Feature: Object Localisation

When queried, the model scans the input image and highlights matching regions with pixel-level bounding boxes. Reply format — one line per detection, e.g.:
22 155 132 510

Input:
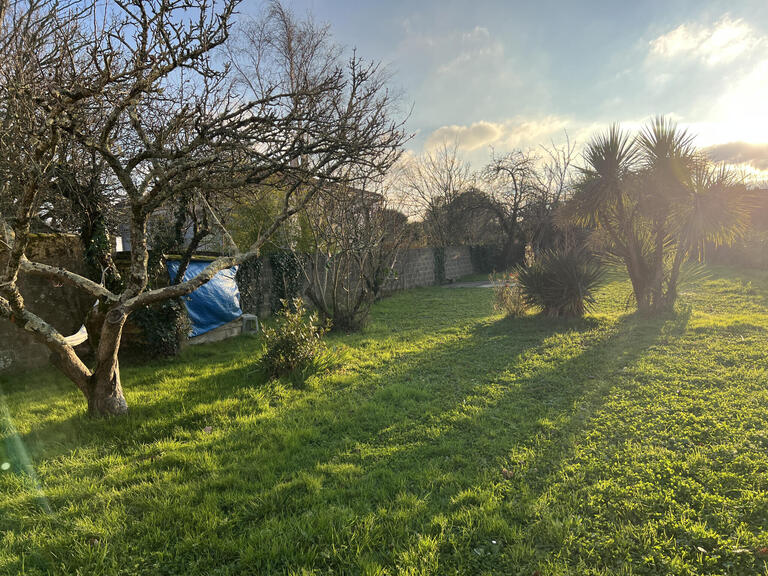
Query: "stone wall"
0 234 93 371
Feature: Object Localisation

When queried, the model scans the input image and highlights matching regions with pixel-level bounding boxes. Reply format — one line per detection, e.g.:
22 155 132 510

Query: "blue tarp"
166 260 242 337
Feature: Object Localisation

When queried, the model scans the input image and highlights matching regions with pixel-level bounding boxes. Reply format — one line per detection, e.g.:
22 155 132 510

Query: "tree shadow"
227 309 689 572
0 308 565 572
0 302 692 574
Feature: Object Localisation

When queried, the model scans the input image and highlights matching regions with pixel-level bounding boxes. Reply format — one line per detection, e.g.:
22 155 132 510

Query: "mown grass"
1 266 768 575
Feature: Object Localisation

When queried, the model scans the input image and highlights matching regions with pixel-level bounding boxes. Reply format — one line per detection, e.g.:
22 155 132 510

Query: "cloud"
394 20 551 148
648 15 760 66
425 121 503 151
425 116 572 153
704 142 768 171
633 13 768 149
435 26 502 75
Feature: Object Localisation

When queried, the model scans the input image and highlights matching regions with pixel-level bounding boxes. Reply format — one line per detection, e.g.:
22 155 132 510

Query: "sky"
245 0 768 176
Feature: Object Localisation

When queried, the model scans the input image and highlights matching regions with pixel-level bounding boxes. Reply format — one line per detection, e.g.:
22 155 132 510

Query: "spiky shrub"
515 246 604 318
490 272 528 317
260 298 331 382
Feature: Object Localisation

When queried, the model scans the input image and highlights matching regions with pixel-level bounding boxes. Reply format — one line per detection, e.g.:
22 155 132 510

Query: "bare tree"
402 141 473 247
301 177 410 331
526 136 577 252
482 149 539 263
480 136 577 260
0 0 407 415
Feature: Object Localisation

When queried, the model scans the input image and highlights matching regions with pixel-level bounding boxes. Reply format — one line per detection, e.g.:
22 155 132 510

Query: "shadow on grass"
236 309 690 573
1 304 691 574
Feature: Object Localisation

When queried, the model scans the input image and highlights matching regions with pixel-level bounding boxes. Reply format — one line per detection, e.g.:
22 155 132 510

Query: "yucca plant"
569 116 752 314
515 246 604 318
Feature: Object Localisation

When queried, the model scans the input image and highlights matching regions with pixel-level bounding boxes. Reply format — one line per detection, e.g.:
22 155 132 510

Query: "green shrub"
133 298 190 357
515 246 604 318
260 298 331 383
490 272 528 317
470 243 524 273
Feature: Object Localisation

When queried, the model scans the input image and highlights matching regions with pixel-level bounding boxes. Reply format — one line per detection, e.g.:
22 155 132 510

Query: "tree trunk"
631 275 651 314
663 241 687 311
625 255 651 315
87 362 128 416
88 306 130 416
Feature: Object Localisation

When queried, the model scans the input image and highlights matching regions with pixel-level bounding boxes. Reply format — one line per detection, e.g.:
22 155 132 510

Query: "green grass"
454 272 494 283
2 266 768 575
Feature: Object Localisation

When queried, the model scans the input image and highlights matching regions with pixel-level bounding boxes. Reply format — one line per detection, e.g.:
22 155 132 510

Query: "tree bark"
88 306 129 416
87 363 128 416
663 240 687 311
625 254 651 314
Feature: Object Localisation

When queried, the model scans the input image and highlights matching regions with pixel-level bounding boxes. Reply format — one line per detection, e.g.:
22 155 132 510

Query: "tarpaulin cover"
166 260 242 337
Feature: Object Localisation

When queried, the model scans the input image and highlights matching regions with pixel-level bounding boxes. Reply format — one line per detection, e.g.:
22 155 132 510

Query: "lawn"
2 267 768 575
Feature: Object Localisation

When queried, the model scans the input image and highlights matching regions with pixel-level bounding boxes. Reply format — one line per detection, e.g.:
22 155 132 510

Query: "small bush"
491 272 528 317
515 246 604 318
133 298 190 357
260 298 331 383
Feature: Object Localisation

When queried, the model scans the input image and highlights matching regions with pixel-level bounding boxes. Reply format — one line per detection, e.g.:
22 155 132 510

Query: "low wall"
239 245 478 316
444 246 475 281
382 245 474 293
0 240 480 371
0 234 93 371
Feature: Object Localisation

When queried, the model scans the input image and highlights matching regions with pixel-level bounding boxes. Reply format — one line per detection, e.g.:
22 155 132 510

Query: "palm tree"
636 116 696 307
570 117 751 314
664 160 751 303
570 124 656 311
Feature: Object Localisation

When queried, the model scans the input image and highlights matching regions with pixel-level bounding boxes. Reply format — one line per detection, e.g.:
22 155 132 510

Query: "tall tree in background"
0 0 406 415
482 149 538 261
402 141 473 247
481 137 575 262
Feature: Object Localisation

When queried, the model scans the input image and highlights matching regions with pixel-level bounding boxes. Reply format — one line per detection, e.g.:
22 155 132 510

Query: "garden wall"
241 245 477 316
0 241 479 372
382 246 474 293
0 234 93 372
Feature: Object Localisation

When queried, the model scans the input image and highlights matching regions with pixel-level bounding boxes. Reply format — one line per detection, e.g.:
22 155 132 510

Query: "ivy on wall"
433 247 446 285
133 299 190 357
130 228 190 358
269 251 305 313
235 258 262 314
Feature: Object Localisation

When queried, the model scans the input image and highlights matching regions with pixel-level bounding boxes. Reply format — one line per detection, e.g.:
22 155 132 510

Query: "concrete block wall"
384 247 436 293
384 246 474 293
243 245 478 311
443 246 475 280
